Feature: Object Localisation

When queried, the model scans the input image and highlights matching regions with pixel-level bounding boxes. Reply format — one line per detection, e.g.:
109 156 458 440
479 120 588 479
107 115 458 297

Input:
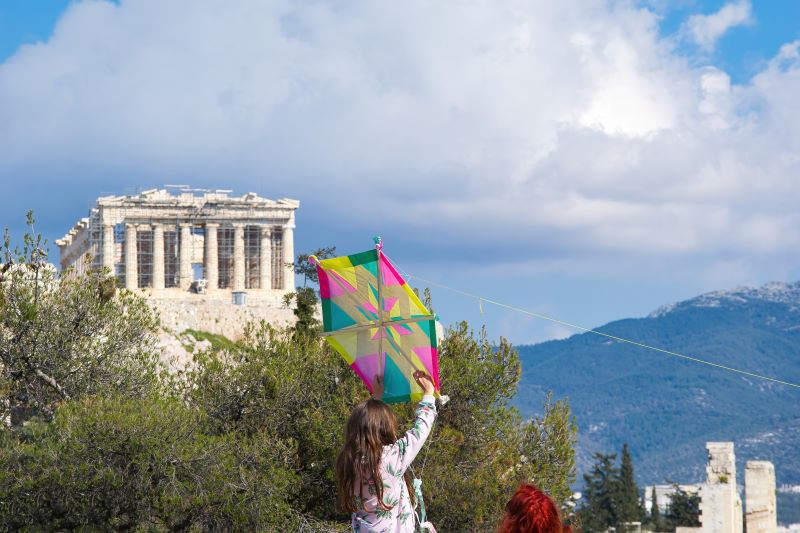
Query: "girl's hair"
497 484 572 533
335 399 414 513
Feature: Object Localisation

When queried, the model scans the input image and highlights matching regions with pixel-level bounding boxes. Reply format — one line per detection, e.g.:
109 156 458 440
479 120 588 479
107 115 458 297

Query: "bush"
1 220 577 531
1 214 162 423
0 395 299 531
184 321 577 531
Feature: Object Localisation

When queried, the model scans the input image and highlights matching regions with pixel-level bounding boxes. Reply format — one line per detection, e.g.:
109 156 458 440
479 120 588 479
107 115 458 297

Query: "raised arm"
384 371 438 475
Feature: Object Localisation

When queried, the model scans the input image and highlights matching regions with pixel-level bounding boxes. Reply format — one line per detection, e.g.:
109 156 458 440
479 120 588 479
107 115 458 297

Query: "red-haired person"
497 484 573 533
336 371 438 533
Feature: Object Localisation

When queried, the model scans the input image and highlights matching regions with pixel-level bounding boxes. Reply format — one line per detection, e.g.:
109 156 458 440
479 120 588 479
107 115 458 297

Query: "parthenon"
56 188 299 295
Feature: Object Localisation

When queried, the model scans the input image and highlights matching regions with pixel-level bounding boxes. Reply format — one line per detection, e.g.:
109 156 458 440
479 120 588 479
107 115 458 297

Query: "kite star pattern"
315 247 440 404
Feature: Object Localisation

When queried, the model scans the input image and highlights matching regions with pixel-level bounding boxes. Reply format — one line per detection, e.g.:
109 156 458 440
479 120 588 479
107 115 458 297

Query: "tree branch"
34 368 70 400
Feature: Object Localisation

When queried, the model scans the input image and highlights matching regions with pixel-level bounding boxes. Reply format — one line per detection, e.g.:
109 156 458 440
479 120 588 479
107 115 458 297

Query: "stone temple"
56 188 300 341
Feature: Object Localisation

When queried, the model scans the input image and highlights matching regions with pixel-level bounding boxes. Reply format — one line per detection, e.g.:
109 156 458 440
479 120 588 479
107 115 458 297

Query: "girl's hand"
413 371 436 396
372 375 384 400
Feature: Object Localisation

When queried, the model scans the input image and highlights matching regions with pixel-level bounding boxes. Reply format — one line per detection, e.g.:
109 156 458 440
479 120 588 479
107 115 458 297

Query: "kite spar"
312 238 441 403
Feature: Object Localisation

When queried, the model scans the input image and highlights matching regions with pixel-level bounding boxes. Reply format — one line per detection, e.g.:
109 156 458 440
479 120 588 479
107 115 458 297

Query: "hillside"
514 281 800 489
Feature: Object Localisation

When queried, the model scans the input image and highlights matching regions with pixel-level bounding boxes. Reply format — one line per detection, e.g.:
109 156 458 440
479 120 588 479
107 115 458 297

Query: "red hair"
497 484 572 533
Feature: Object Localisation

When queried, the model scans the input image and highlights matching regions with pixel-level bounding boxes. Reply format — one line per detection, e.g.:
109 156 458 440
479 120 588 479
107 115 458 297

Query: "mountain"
514 281 800 489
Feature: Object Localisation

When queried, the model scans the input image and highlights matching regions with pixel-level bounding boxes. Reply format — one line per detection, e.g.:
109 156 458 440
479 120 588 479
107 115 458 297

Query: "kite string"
400 271 800 390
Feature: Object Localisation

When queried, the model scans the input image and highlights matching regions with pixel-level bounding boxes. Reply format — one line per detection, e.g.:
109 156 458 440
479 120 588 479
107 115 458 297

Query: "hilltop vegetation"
0 216 577 531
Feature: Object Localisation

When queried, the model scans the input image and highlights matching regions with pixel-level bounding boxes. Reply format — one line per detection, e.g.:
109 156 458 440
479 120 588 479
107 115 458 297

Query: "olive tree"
0 213 162 423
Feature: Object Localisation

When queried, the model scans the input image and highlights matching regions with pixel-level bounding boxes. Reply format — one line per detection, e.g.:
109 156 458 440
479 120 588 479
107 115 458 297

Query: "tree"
665 485 700 531
617 443 643 525
1 217 578 531
650 486 663 532
0 395 302 531
419 323 577 531
184 320 578 530
283 246 337 337
579 452 620 531
1 213 162 424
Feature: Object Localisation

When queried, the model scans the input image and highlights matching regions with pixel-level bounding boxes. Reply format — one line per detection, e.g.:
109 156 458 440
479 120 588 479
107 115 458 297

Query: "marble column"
152 223 165 290
179 224 193 290
282 221 295 290
746 461 777 533
204 223 219 289
124 224 138 290
232 223 245 292
259 226 272 290
102 224 115 273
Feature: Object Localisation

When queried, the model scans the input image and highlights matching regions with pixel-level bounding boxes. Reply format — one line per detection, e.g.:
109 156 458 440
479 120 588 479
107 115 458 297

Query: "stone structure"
746 461 778 533
55 188 300 343
56 188 299 295
645 443 784 533
698 442 743 533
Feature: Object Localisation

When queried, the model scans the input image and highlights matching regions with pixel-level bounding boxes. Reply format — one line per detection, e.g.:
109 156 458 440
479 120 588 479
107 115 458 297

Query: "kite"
312 239 440 403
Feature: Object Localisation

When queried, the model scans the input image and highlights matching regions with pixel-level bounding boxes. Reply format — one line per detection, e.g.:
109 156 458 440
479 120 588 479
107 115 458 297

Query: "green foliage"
183 320 577 531
293 246 337 286
0 395 300 531
580 452 620 532
579 444 645 532
0 214 162 423
284 286 322 337
0 220 577 531
182 328 238 353
650 486 663 531
403 322 577 531
183 321 365 518
283 246 337 337
664 485 700 531
618 444 643 523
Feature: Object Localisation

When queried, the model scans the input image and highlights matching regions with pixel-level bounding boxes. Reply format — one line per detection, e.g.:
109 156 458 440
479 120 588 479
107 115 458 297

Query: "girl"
497 484 573 533
336 371 438 533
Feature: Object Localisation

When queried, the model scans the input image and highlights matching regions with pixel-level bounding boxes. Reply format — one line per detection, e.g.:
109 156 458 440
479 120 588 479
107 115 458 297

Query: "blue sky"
1 0 799 346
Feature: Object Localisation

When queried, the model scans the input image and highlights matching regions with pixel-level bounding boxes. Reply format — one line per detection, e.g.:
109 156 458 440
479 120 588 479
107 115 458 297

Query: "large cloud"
0 0 798 280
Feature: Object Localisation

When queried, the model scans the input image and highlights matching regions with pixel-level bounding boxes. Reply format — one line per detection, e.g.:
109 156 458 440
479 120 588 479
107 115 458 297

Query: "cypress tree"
650 486 662 532
579 452 619 531
616 443 642 527
666 485 701 529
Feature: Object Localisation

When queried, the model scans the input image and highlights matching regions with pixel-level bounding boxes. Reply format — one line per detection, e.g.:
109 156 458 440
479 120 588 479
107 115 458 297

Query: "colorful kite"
312 240 440 403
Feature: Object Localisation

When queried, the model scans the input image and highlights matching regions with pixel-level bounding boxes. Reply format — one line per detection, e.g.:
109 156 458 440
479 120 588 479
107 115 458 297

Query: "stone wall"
700 442 743 533
151 292 296 340
746 461 778 533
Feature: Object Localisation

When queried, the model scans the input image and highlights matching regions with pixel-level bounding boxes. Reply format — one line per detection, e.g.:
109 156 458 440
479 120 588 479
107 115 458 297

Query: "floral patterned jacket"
351 395 438 533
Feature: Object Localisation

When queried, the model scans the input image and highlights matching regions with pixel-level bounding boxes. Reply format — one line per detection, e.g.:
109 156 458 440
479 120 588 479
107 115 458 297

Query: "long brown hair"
336 399 415 513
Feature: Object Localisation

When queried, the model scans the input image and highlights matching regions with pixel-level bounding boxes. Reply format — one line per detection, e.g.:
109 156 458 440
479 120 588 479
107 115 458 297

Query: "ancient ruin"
746 461 778 533
698 442 743 533
56 188 300 340
667 442 781 533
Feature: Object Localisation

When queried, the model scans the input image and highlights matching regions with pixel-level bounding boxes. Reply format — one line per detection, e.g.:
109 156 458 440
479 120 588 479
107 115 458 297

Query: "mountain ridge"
514 280 800 491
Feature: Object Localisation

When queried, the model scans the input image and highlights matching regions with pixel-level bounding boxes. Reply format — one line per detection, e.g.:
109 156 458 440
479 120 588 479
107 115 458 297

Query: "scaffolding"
271 228 284 290
137 229 154 288
88 209 103 273
217 226 234 289
244 225 260 289
164 229 179 288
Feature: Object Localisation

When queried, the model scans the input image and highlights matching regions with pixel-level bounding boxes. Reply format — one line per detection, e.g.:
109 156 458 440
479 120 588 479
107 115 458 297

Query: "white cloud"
684 0 753 51
0 0 799 285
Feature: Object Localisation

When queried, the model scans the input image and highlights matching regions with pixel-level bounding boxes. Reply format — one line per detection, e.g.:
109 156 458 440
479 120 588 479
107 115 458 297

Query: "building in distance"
56 187 300 342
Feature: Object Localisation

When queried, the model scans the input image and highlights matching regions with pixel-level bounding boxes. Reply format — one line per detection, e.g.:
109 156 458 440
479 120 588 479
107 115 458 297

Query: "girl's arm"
386 372 438 475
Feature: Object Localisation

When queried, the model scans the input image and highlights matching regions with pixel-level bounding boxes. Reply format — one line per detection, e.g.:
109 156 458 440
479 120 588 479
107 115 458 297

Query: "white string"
401 272 800 390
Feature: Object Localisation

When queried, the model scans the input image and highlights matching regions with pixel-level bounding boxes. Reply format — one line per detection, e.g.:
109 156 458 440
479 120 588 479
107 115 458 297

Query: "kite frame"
316 244 438 397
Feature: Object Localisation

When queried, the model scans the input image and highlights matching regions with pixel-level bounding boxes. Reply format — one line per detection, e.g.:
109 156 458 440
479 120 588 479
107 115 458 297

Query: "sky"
1 0 799 346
